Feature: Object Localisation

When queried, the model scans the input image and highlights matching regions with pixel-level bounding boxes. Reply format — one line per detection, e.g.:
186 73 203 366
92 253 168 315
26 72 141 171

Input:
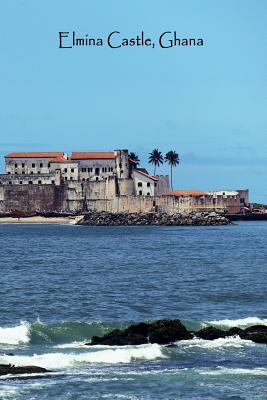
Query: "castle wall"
0 181 246 215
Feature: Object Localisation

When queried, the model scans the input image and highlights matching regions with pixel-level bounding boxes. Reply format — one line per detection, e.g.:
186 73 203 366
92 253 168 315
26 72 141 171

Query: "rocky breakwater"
86 319 267 346
79 211 230 226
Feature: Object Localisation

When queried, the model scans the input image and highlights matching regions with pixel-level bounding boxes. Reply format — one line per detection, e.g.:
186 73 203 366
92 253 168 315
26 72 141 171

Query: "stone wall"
0 181 245 215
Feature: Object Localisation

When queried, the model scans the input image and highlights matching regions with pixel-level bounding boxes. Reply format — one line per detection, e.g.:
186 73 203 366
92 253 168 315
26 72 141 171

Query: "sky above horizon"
0 0 266 202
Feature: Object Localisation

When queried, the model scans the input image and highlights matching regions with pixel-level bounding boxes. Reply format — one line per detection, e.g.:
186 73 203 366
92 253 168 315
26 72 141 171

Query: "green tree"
129 152 140 166
165 150 179 191
148 149 163 176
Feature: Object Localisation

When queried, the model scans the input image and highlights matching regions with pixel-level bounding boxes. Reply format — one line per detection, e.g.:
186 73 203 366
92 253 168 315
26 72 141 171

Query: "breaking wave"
0 321 123 346
0 317 266 346
206 317 267 329
0 322 30 345
175 336 254 349
0 344 165 369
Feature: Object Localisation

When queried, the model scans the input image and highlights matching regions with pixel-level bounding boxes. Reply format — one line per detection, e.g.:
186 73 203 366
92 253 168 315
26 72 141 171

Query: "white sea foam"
53 341 87 349
176 336 254 349
199 367 267 376
0 344 166 369
207 317 267 329
0 322 30 345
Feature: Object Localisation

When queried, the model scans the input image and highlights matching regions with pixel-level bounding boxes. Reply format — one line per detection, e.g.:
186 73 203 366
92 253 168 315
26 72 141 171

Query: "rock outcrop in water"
79 212 230 226
87 319 193 346
0 364 49 376
86 320 267 346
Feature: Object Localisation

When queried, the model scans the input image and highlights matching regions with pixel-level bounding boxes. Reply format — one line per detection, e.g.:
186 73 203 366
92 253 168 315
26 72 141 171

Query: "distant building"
1 150 170 196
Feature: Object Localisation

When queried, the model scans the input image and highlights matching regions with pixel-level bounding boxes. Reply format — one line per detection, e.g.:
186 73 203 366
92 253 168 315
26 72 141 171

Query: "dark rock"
227 327 244 336
196 326 226 340
240 325 267 344
0 364 49 376
79 212 231 227
148 319 193 344
88 319 192 346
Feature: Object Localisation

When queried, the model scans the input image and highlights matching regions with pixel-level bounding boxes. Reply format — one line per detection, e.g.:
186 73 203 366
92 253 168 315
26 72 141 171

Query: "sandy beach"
0 215 84 224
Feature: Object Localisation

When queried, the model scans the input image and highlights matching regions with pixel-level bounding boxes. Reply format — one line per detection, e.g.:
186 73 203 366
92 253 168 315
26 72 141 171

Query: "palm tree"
165 150 179 191
129 152 140 166
148 149 163 176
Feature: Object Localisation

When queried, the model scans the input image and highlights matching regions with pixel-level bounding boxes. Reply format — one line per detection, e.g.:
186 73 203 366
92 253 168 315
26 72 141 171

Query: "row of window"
0 181 55 185
139 191 151 196
138 182 151 187
81 167 114 173
14 163 50 168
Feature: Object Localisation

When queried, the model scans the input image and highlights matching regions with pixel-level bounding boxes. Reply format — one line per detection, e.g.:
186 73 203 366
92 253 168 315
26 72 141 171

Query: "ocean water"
0 222 267 399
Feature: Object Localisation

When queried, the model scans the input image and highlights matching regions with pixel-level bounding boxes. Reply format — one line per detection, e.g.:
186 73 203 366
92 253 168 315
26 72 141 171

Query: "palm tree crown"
129 152 140 166
165 150 180 191
148 149 163 175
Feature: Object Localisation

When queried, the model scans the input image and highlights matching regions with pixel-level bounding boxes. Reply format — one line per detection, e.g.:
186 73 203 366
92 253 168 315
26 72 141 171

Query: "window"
82 178 85 182
38 171 41 174
15 163 17 168
51 180 55 184
70 177 73 180
64 168 67 173
139 190 142 195
38 180 42 184
29 181 33 184
22 171 25 174
40 163 43 168
30 171 33 174
32 163 35 168
138 182 142 187
71 168 74 173
15 172 17 175
19 181 22 185
22 163 25 168
147 193 150 196
154 183 157 187
96 177 99 181
87 167 93 172
7 172 10 174
9 181 12 185
48 163 51 168
65 177 67 181
120 170 123 174
82 167 86 172
147 182 150 187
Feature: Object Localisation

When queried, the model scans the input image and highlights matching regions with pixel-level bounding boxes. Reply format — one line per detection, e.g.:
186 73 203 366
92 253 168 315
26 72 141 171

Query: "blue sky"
0 0 266 202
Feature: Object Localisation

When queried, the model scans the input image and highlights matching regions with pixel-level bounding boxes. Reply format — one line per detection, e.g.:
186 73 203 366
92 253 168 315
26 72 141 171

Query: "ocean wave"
198 367 267 376
0 320 123 346
206 317 267 329
0 322 30 345
0 344 166 369
175 336 254 349
1 317 266 347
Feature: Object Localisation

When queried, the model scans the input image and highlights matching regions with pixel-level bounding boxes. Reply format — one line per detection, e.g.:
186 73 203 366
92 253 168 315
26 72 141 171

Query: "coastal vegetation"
148 148 164 175
165 150 180 191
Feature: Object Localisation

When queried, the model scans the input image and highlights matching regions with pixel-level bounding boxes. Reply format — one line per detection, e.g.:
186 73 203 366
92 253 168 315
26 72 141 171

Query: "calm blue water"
0 222 267 399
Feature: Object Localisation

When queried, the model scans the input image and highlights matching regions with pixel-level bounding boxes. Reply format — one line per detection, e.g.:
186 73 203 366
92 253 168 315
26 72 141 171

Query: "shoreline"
0 216 84 224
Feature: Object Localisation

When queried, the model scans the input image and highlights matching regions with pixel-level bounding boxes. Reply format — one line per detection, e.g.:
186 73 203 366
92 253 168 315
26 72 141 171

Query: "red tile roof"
49 156 70 163
133 169 158 181
71 152 115 160
5 152 64 158
165 190 208 197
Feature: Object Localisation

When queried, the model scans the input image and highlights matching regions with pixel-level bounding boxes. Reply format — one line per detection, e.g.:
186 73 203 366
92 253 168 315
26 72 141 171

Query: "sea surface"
0 222 267 399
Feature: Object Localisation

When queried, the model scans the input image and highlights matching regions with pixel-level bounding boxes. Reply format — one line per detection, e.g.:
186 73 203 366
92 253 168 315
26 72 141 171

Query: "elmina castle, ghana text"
58 31 204 49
